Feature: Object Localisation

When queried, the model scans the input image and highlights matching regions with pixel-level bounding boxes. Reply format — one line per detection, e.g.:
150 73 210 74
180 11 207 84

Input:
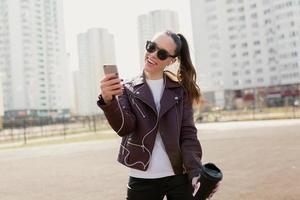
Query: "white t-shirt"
129 78 175 178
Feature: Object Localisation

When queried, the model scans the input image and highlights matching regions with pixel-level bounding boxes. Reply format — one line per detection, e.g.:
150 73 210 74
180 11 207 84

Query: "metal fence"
195 106 300 123
0 115 110 144
1 106 300 145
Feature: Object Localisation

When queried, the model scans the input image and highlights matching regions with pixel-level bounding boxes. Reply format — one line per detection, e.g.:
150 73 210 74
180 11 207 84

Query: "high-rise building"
0 0 70 117
190 0 300 108
137 10 180 67
0 72 4 129
75 28 116 115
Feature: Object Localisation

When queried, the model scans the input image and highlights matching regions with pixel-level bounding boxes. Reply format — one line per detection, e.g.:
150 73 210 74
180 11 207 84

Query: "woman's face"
144 33 177 79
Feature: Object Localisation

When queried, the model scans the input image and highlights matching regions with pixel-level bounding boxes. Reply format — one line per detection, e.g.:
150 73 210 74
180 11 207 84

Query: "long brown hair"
165 31 201 104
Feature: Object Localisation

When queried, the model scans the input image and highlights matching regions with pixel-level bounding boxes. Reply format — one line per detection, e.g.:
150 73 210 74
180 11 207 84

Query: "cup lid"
201 163 223 180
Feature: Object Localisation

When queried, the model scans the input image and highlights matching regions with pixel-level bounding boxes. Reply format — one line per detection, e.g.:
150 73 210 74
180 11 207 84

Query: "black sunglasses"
145 41 177 61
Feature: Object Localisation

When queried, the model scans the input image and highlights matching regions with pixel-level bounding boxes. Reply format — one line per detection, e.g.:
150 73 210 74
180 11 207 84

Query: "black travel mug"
193 163 223 200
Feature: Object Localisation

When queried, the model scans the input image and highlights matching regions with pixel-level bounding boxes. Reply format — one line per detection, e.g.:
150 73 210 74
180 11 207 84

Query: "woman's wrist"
97 94 109 105
98 94 113 104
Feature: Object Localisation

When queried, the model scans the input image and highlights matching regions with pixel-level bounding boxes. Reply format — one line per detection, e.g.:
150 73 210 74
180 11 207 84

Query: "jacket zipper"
130 95 147 118
123 77 166 168
127 141 147 152
175 99 180 134
134 95 157 117
134 100 146 118
175 99 182 154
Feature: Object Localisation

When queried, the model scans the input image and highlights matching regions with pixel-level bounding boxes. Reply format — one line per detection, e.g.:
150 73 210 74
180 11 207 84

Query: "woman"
97 31 205 200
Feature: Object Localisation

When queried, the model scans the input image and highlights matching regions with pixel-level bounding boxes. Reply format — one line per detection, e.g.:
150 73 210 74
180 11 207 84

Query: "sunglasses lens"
157 50 168 60
146 41 156 53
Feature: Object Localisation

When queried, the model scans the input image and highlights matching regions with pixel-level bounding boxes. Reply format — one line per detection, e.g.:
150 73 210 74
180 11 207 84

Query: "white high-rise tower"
0 0 70 117
190 0 300 107
75 28 116 115
137 10 180 67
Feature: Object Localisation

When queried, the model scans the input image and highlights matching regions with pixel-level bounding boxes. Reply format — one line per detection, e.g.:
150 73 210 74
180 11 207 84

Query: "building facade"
0 0 70 117
190 0 300 108
0 73 3 128
75 28 116 115
137 10 180 67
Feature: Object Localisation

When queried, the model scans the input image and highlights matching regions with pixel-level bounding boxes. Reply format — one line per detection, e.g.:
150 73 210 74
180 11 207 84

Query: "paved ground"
0 119 299 200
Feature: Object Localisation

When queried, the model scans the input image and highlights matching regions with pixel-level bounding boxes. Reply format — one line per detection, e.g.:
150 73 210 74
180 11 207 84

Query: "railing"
195 106 300 123
1 106 299 145
0 115 111 145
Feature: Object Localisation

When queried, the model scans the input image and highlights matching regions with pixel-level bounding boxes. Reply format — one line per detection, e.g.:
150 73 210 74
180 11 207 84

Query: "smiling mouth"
146 57 157 65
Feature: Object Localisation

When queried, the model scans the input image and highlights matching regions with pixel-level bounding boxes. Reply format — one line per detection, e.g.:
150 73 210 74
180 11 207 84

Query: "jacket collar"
127 70 182 117
130 70 181 89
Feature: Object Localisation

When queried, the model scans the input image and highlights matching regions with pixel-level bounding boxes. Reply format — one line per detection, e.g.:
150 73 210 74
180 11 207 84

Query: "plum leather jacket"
97 71 202 179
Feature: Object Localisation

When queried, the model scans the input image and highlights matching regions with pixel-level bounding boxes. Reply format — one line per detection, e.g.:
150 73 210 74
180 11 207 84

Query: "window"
245 79 252 84
270 66 276 71
251 13 258 19
270 76 277 81
255 59 262 64
239 15 245 21
257 78 264 83
243 61 250 66
291 52 298 57
229 35 237 40
252 22 259 28
290 31 297 37
254 40 261 45
264 9 271 15
228 26 235 31
256 68 263 73
254 50 261 55
291 21 295 26
227 8 234 13
241 42 248 48
265 19 271 25
242 52 249 57
266 37 274 44
228 16 236 22
238 7 244 12
250 4 257 9
207 14 217 22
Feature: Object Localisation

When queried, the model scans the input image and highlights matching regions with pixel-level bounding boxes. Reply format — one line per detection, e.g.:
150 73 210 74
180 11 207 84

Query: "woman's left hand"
192 176 200 197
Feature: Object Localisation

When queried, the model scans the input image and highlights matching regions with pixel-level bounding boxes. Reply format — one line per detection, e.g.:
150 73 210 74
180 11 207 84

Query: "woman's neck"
144 71 164 80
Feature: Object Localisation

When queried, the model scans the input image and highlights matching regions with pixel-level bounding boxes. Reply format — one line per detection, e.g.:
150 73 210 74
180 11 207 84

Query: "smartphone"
103 64 118 76
103 64 122 97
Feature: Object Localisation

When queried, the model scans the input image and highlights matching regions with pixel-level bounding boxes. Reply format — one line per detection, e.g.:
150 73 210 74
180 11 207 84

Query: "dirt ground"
0 119 299 200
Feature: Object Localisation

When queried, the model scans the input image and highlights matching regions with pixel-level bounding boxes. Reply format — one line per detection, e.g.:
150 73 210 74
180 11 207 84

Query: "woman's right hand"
100 73 123 104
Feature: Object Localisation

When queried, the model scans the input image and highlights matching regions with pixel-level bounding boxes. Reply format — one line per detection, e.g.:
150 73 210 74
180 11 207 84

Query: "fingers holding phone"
100 65 123 103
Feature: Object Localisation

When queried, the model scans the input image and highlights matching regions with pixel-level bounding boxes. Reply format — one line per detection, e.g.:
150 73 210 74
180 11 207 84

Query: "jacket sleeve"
180 93 202 180
97 89 136 136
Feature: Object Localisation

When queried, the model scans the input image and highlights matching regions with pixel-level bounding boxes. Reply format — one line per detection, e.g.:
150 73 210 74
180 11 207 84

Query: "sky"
63 0 194 79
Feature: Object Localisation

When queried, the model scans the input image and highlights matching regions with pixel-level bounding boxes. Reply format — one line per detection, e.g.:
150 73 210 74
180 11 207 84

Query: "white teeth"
147 58 155 65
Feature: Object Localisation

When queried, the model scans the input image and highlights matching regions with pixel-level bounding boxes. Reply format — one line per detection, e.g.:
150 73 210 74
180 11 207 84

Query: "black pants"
126 174 194 200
